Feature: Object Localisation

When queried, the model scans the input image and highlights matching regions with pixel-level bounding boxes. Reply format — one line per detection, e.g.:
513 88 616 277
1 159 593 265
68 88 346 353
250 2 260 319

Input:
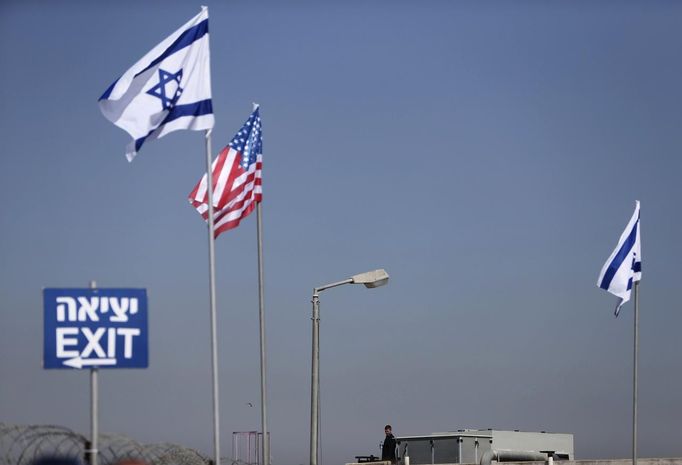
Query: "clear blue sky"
1 1 681 464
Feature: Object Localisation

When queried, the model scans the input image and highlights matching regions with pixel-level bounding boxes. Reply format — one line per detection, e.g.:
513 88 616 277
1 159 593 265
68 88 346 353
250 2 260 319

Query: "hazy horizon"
1 1 681 464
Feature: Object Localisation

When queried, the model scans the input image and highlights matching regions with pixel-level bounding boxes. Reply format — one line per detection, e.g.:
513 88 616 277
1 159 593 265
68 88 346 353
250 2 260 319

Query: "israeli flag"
597 201 642 316
99 7 214 161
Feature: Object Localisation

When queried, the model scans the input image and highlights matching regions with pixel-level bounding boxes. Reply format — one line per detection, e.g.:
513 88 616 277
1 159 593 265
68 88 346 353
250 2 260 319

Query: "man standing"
382 424 396 464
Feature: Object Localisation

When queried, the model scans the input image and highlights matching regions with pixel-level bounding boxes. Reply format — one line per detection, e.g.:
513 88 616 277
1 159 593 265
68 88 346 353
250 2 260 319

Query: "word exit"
43 288 148 369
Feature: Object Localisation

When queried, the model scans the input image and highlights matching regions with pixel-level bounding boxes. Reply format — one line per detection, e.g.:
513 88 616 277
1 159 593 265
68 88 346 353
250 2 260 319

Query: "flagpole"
256 202 269 465
205 129 221 465
633 280 639 465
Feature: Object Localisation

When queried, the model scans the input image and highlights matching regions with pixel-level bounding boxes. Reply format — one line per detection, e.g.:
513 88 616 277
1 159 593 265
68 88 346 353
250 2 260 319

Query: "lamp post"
309 269 389 465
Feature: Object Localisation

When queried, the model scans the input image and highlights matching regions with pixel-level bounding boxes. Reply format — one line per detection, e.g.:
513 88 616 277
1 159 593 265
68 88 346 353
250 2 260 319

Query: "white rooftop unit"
394 429 574 465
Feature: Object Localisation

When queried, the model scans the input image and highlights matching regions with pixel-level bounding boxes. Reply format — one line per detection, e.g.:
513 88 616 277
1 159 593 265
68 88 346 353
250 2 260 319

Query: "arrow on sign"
63 357 117 369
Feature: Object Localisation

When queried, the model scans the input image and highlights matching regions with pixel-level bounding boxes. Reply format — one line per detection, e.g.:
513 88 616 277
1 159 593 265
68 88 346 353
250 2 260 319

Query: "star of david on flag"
146 69 183 109
98 7 214 162
188 106 263 238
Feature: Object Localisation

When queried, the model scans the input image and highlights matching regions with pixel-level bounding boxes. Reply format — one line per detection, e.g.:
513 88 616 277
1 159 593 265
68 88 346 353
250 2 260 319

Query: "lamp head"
351 269 389 288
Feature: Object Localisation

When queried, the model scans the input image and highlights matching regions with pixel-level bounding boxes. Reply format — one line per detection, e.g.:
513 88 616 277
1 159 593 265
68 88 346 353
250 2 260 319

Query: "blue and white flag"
99 7 214 162
597 201 642 316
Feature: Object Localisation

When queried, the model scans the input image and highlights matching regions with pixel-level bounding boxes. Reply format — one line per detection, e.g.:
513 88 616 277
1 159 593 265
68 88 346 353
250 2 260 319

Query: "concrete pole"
310 293 320 465
307 275 375 465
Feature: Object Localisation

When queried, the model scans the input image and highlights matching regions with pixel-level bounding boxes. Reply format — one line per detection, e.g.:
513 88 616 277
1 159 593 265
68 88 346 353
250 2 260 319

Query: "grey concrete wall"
499 459 682 465
347 457 682 465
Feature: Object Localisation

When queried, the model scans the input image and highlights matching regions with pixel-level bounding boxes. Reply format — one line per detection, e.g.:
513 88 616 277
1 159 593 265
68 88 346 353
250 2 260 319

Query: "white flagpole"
253 101 269 465
204 129 221 465
256 202 269 465
633 280 639 465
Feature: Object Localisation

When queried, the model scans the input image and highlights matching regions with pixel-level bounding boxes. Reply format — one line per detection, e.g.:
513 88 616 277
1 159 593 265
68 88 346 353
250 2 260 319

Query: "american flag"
188 106 262 238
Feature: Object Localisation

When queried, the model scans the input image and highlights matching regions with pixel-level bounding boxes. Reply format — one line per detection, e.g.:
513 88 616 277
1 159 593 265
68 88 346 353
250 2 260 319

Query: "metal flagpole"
89 280 98 465
205 129 221 465
633 280 640 465
256 202 269 465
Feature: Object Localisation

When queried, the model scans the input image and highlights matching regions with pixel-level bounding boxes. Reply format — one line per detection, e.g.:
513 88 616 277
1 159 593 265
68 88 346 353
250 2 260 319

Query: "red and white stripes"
189 145 262 238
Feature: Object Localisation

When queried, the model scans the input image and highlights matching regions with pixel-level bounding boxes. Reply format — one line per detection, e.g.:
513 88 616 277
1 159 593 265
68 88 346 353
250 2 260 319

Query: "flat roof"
396 430 493 440
395 430 572 441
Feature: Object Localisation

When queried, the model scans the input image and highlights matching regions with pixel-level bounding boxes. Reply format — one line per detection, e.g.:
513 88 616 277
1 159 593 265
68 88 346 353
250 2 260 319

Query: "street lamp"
309 269 390 465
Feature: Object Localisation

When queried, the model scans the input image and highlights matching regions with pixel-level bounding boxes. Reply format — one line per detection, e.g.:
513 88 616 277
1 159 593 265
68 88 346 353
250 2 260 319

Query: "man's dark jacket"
382 434 396 463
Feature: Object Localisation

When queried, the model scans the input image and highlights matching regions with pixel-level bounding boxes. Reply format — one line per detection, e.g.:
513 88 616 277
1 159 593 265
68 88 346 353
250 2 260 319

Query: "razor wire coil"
0 424 237 465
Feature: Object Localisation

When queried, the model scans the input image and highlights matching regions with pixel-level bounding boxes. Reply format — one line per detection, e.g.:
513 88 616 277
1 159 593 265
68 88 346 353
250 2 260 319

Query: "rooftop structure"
395 429 574 465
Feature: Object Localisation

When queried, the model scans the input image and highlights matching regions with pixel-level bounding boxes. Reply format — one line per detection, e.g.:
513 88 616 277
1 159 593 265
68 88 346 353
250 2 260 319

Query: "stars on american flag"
229 109 262 171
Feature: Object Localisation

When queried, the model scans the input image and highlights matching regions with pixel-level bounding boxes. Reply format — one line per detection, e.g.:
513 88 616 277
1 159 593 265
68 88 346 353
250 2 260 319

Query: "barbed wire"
0 424 219 465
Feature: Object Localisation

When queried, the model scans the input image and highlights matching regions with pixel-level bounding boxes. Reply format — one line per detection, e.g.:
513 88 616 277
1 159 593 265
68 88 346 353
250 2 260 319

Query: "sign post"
89 280 99 465
43 286 149 465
